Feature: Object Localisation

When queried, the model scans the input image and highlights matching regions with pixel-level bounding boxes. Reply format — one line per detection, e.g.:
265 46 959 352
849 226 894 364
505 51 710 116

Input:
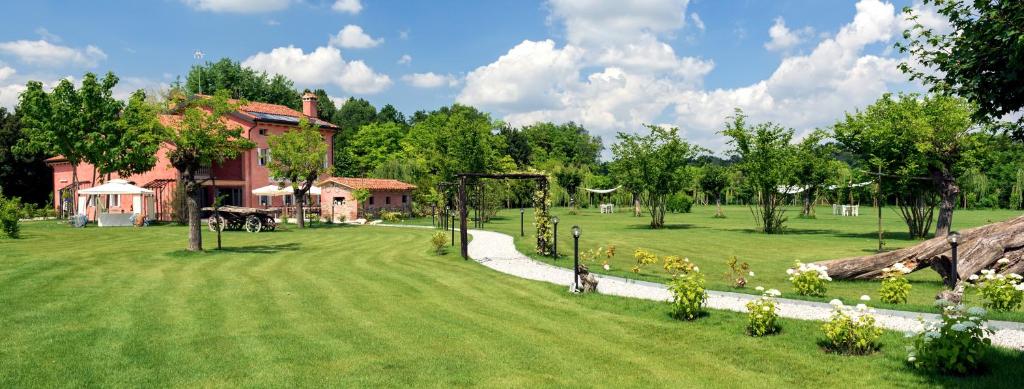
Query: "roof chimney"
302 91 318 119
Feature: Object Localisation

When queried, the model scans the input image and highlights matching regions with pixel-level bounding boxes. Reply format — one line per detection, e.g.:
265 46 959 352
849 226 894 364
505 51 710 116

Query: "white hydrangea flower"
966 306 987 317
748 271 755 277
997 257 1010 264
968 274 979 281
755 286 765 292
856 303 868 312
766 289 781 297
829 299 843 307
786 268 795 275
860 295 871 302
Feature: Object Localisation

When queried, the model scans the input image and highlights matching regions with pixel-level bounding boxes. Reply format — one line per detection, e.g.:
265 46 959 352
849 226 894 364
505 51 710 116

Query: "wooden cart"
202 206 278 233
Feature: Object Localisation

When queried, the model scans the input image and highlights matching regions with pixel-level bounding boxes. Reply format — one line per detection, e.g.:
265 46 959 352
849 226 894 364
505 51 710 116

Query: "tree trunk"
933 169 959 237
715 194 723 218
816 215 1024 285
633 193 641 217
295 191 306 228
70 165 79 214
186 178 202 252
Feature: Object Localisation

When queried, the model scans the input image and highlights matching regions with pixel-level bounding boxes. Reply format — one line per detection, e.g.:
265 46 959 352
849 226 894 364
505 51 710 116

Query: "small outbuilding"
317 177 417 222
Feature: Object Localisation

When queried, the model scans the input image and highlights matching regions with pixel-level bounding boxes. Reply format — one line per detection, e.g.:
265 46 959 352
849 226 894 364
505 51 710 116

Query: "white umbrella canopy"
78 179 153 195
252 184 321 196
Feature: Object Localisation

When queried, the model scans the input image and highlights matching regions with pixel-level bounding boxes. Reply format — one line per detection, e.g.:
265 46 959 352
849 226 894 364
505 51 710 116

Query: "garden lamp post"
552 216 560 259
571 225 581 293
520 207 525 237
947 231 961 287
449 210 455 247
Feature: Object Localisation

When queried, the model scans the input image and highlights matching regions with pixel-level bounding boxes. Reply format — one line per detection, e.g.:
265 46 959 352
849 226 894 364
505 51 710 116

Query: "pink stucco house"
318 177 417 222
48 92 339 220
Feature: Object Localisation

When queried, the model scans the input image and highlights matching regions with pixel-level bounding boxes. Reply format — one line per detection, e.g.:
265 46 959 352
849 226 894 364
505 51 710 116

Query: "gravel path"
379 224 1024 350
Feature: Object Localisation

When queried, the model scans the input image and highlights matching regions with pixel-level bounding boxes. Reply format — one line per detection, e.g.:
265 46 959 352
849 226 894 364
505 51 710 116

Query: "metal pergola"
454 172 549 259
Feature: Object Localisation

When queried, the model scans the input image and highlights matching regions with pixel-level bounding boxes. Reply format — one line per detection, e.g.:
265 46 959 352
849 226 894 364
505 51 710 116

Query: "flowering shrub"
632 248 658 273
668 264 706 320
581 245 617 271
968 260 1024 311
907 303 993 374
821 296 882 355
879 263 913 304
724 256 754 288
787 261 831 297
430 232 448 255
746 287 781 336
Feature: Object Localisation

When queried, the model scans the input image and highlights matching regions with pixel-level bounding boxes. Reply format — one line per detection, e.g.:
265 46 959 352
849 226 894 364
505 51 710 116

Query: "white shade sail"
78 179 153 195
584 186 621 194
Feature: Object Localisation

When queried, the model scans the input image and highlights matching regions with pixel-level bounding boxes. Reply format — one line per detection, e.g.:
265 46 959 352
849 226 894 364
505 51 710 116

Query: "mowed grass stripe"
1 222 1022 387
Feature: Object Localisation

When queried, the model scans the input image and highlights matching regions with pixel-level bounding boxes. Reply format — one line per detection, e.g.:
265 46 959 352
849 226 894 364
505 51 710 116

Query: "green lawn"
2 221 1021 387
466 205 1024 321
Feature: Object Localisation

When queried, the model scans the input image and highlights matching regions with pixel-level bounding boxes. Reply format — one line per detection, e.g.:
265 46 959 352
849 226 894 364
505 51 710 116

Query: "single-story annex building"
318 177 417 222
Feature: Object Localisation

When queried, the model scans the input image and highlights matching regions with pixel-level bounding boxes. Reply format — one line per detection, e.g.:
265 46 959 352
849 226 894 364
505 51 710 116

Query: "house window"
258 128 267 136
257 148 272 166
108 194 120 208
402 195 408 204
284 195 293 205
259 196 269 206
385 196 391 205
368 196 374 205
333 196 345 205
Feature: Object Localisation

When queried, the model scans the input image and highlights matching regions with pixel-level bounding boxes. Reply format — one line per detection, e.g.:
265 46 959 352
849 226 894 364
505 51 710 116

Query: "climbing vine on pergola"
455 172 550 259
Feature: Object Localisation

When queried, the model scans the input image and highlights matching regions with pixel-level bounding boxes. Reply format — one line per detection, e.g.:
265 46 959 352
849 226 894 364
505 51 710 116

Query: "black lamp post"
551 216 560 259
947 231 961 287
571 225 581 293
520 207 525 237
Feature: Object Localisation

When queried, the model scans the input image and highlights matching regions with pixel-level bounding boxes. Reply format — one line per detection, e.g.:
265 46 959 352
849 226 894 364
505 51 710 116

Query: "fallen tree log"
816 215 1024 285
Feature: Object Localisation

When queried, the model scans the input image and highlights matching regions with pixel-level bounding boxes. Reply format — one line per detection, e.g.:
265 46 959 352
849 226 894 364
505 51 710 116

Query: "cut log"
816 215 1024 285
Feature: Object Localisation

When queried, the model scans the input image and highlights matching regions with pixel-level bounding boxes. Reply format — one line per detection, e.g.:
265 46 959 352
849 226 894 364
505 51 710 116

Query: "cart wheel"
208 215 226 232
245 215 263 233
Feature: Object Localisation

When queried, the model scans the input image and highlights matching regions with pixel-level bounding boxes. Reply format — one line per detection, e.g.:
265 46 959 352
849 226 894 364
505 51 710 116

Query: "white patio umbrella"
251 184 321 196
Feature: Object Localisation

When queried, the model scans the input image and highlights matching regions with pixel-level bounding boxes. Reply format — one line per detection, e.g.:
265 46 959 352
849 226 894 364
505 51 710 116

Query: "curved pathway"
385 224 1024 350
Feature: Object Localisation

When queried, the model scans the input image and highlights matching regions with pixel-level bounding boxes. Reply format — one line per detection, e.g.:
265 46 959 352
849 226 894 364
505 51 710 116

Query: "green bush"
430 232 448 255
907 303 993 374
666 193 693 213
878 263 912 304
668 264 706 320
969 264 1024 311
787 261 831 297
380 210 403 223
0 195 22 239
821 297 882 355
746 287 781 336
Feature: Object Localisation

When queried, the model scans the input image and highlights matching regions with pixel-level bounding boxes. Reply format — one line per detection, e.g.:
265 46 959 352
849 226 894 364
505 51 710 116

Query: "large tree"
331 97 377 175
521 122 603 168
17 79 87 212
611 125 702 229
699 163 729 218
185 58 301 109
554 166 584 211
268 118 329 228
793 130 836 218
834 93 976 238
721 109 797 234
898 0 1024 137
346 121 406 176
312 89 337 122
163 91 255 251
0 107 49 205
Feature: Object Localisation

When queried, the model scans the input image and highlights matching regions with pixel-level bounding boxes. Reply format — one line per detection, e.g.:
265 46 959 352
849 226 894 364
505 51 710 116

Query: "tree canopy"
185 58 301 109
611 125 703 228
722 109 797 234
268 117 329 228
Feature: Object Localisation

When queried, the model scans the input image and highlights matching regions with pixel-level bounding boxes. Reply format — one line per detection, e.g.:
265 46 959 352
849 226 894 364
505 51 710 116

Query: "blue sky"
0 0 940 153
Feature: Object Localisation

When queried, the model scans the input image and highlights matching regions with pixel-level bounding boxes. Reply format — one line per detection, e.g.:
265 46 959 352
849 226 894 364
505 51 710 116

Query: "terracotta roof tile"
318 177 417 191
195 95 338 129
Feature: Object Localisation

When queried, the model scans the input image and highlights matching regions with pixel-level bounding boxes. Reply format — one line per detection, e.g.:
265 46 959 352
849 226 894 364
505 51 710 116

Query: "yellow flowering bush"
746 286 781 336
879 263 912 304
821 296 882 355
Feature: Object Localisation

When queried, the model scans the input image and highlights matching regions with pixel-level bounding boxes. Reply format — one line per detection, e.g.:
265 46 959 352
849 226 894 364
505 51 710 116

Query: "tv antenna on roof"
193 50 205 94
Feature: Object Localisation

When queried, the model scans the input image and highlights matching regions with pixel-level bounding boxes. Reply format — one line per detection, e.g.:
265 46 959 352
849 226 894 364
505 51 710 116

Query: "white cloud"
0 66 14 81
0 40 106 68
0 83 25 109
397 54 412 65
690 13 705 32
402 72 460 88
34 28 61 43
329 25 383 49
548 0 690 47
182 0 291 13
764 17 813 52
332 0 362 14
242 45 391 94
459 0 925 153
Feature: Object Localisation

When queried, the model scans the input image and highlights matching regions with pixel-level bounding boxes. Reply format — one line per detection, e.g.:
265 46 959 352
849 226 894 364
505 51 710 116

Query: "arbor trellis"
454 173 549 259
